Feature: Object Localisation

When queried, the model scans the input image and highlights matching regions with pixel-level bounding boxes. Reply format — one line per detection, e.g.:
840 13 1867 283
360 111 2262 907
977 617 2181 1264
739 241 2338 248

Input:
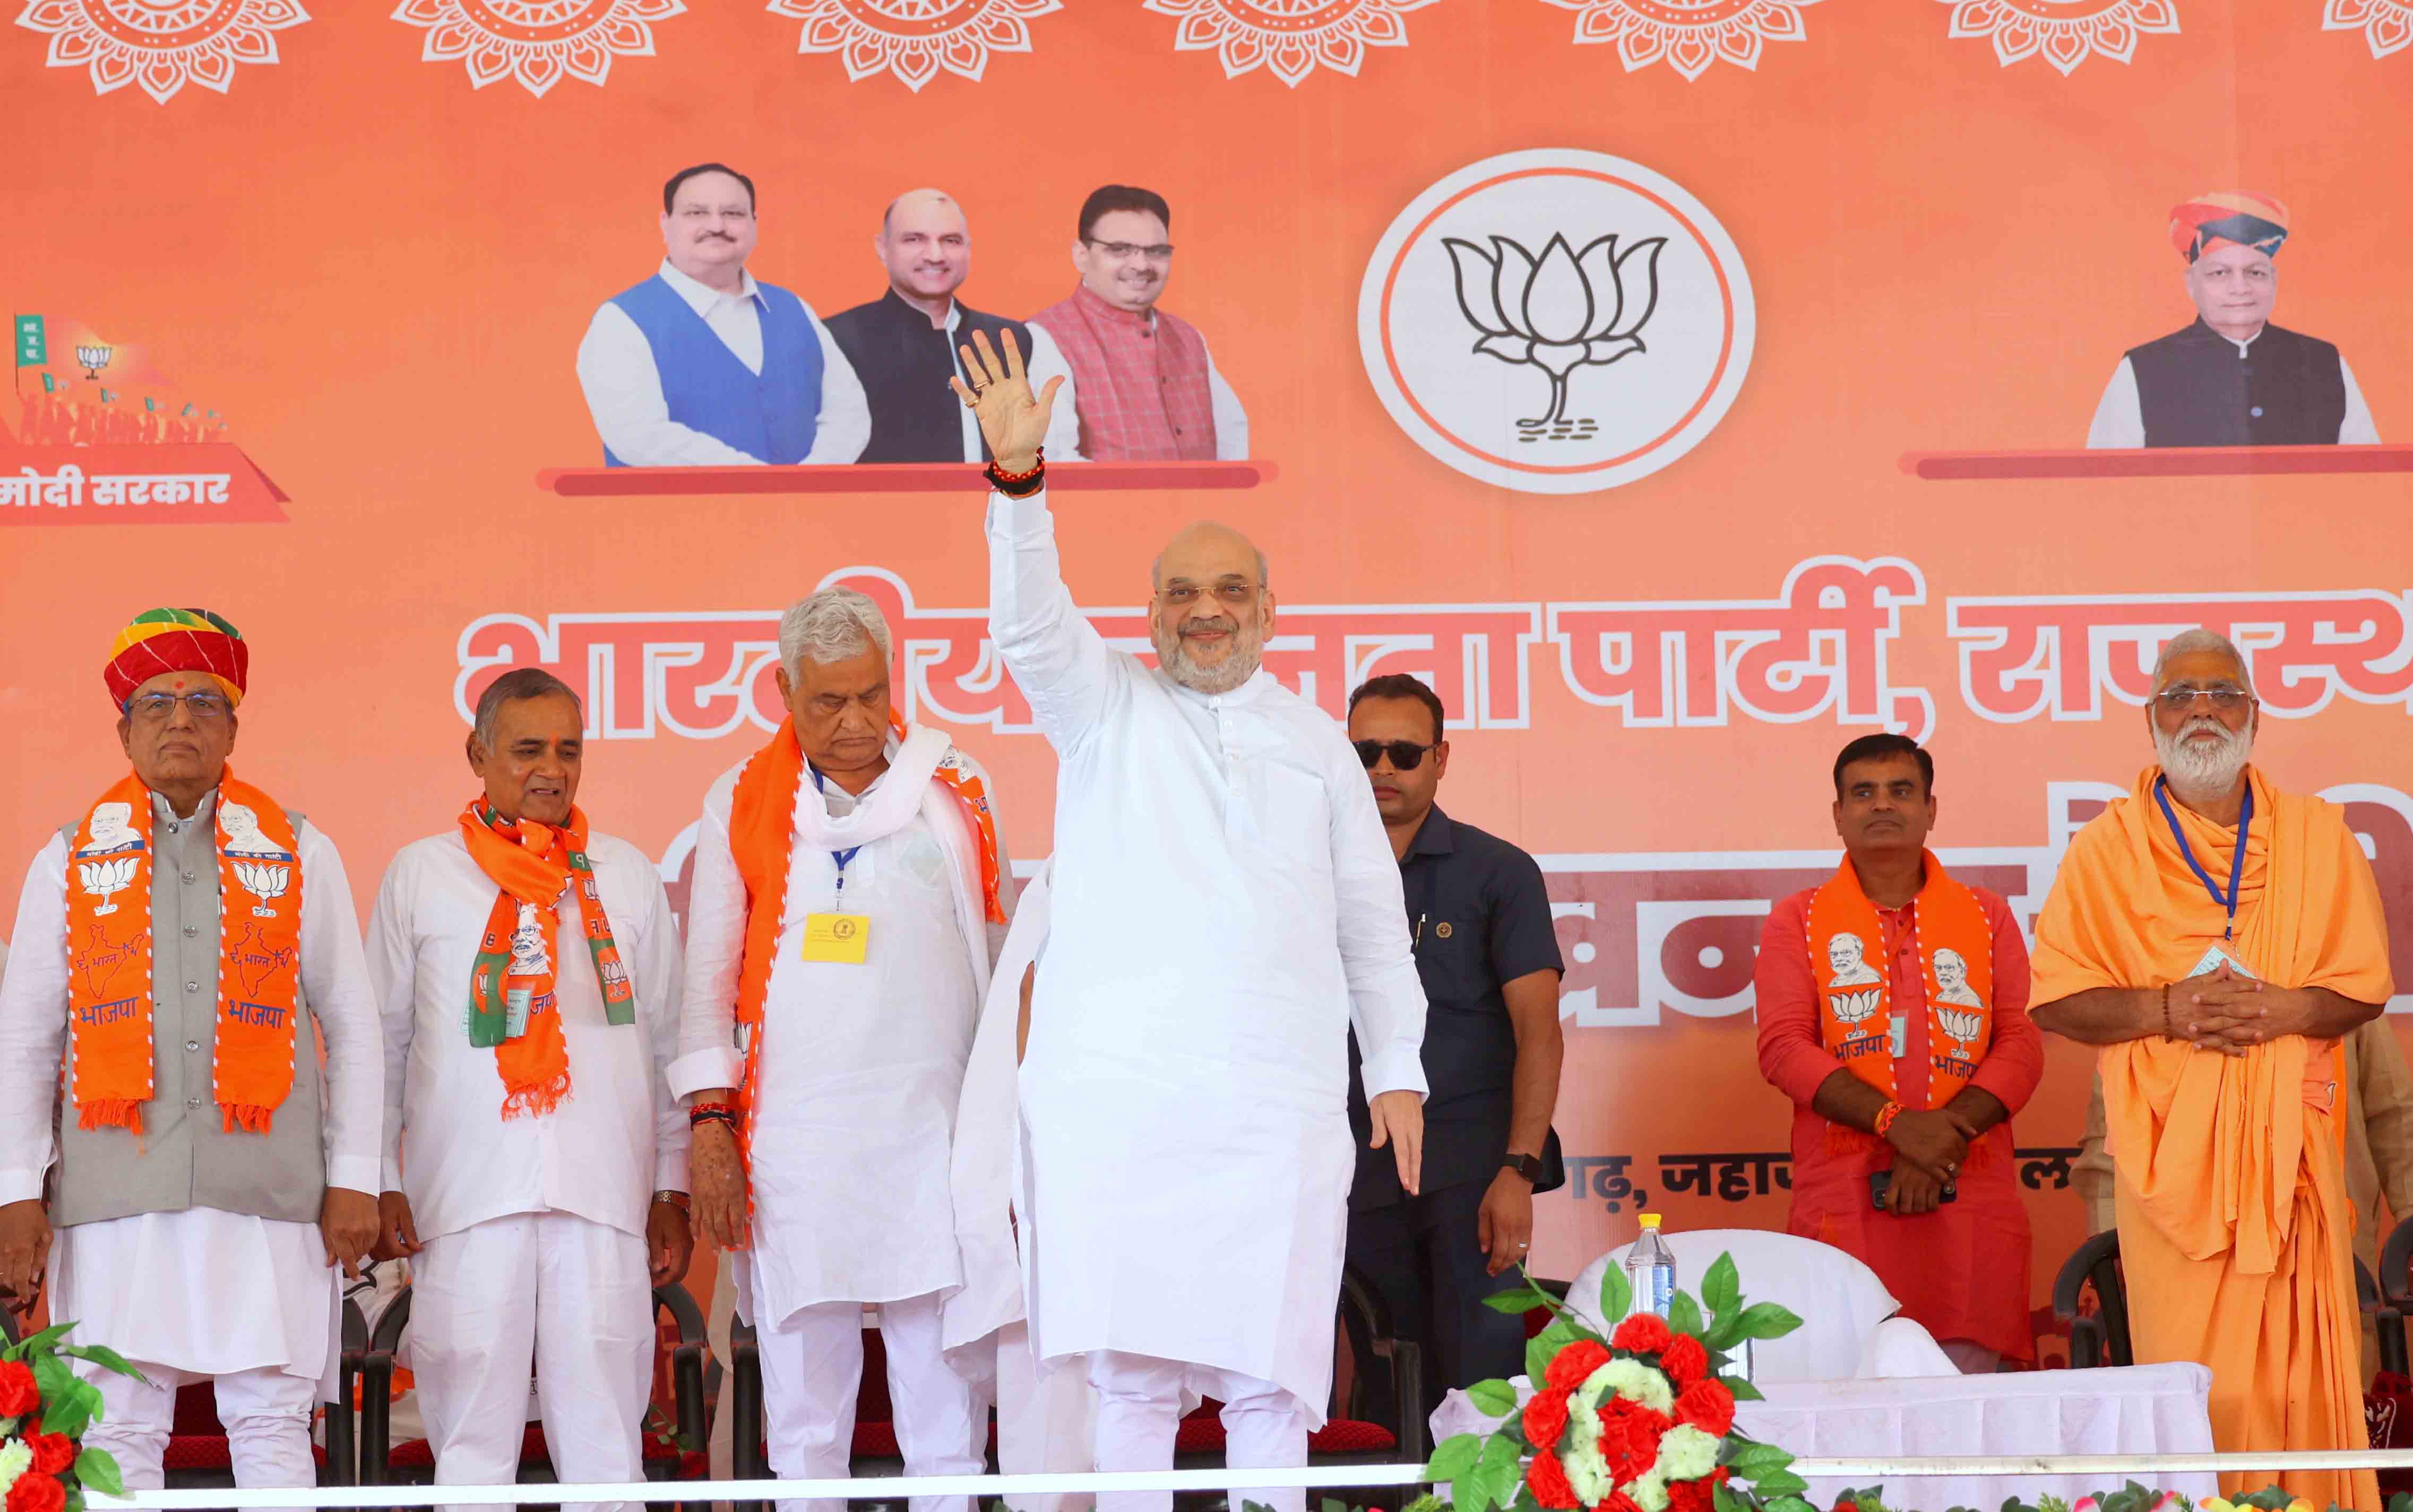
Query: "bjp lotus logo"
77 857 139 915
1359 150 1755 495
1826 987 1883 1028
1936 1006 1985 1053
1443 232 1665 437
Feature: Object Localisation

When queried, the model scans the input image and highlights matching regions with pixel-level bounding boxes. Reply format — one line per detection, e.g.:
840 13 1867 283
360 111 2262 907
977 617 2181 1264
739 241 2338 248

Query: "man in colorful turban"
0 607 383 1506
2088 192 2380 448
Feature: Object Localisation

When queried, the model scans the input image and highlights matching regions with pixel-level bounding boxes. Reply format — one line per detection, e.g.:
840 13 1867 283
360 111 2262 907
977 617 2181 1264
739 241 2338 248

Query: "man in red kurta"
1754 733 2044 1370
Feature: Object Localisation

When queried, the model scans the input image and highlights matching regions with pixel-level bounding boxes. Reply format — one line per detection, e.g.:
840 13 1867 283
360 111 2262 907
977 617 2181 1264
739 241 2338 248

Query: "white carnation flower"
1580 1358 1676 1414
0 1437 33 1493
1656 1424 1721 1482
1563 1394 1614 1506
1626 1466 1672 1512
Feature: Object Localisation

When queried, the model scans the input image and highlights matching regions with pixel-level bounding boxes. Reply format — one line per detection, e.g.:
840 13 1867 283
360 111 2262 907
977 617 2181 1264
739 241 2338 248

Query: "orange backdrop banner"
6 0 2413 1362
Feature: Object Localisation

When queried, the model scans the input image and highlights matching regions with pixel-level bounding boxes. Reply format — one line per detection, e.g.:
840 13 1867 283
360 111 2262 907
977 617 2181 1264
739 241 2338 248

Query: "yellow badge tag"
801 913 871 964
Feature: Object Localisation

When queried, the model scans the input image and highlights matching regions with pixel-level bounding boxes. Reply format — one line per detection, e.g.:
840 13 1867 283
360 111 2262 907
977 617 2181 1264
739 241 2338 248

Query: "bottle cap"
1639 1213 1662 1229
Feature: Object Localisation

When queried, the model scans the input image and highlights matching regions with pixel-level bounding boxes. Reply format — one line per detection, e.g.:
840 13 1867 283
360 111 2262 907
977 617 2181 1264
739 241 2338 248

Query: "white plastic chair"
1568 1228 1956 1381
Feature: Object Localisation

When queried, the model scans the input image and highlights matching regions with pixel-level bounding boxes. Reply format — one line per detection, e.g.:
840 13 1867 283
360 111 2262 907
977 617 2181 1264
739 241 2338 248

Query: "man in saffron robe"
2031 627 2392 1510
1754 733 2041 1371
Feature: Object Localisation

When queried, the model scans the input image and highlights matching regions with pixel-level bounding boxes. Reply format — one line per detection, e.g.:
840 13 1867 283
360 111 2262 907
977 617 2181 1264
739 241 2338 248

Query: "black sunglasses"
1354 739 1437 771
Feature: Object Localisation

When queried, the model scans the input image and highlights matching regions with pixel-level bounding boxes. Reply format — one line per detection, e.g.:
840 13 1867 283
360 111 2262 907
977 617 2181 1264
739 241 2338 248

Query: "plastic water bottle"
1625 1213 1677 1317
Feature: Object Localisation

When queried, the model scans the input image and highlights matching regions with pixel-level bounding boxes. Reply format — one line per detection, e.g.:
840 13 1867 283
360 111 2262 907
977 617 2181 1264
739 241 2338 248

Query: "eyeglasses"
126 690 231 723
2152 683 2253 712
1355 739 1438 771
1159 582 1257 607
1084 239 1175 262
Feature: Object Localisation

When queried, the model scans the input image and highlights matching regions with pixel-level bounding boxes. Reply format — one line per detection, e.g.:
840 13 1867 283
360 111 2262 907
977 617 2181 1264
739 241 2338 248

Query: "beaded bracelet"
1873 1101 1904 1139
985 449 1045 497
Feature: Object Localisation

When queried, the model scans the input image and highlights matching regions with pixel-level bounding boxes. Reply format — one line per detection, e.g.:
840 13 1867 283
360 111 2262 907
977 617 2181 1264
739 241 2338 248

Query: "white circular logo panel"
1359 149 1755 494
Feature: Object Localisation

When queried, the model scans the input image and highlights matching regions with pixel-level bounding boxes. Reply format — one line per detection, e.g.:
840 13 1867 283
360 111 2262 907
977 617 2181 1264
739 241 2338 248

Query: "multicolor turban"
104 608 248 710
2170 192 2290 263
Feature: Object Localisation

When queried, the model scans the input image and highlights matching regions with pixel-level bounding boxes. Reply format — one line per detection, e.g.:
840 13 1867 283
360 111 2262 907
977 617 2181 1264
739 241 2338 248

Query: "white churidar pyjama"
409 1210 654 1512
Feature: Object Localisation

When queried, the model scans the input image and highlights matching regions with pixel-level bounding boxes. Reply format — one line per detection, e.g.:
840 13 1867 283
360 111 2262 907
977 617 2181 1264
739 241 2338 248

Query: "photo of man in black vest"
825 188 1085 464
2087 191 2380 449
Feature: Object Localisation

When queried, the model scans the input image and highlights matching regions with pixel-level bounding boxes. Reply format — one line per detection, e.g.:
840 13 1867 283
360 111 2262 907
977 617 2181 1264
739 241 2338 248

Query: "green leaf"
1714 1485 1754 1512
1600 1261 1633 1325
1755 1471 1809 1497
56 1345 144 1383
74 1446 125 1498
1322 1498 1348 1512
1483 1285 1552 1315
1473 1433 1524 1512
1723 1443 1794 1478
1732 1301 1806 1340
1768 1496 1818 1512
8 1321 73 1360
1466 1379 1520 1419
1424 1433 1483 1484
1725 1376 1766 1402
1668 1290 1705 1339
1701 1252 1742 1321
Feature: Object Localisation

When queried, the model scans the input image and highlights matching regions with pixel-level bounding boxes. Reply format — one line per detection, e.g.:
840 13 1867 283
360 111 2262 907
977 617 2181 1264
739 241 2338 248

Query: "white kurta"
365 828 687 1240
0 791 382 1380
984 486 1427 1420
669 747 1012 1327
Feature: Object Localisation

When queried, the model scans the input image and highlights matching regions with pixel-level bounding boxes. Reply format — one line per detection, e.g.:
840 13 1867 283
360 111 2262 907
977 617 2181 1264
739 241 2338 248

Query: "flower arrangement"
0 1320 141 1512
1421 1252 1810 1512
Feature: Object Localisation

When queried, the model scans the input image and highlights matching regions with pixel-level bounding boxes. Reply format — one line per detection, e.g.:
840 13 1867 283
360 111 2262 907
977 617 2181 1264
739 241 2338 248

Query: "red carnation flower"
1544 1338 1613 1389
1611 1313 1673 1355
1659 1335 1709 1387
24 1430 74 1478
0 1361 38 1418
1526 1447 1581 1510
1676 1378 1737 1438
1836 1502 1860 1512
6 1473 64 1512
1598 1399 1664 1484
1668 1476 1719 1512
1605 1493 1647 1512
1523 1386 1574 1450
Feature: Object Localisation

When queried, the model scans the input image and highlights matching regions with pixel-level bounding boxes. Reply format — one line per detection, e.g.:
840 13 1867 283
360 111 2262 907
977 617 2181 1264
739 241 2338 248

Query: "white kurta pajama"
0 793 383 1509
366 828 687 1512
983 486 1428 1512
671 730 1016 1512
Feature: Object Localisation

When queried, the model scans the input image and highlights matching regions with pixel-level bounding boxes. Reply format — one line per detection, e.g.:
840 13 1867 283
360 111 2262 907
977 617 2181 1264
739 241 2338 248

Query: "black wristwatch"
1502 1152 1544 1185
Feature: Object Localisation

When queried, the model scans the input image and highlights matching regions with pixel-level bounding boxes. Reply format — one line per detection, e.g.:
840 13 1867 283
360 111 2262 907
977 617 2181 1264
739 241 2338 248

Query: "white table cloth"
1432 1362 2218 1509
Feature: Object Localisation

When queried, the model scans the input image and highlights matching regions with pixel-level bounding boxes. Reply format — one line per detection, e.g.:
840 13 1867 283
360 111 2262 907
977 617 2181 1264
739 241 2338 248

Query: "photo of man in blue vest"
577 162 870 468
2087 191 2381 450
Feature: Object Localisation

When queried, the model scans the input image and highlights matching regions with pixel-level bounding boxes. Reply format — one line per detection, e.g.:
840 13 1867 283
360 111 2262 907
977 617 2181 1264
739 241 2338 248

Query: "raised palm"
950 327 1062 473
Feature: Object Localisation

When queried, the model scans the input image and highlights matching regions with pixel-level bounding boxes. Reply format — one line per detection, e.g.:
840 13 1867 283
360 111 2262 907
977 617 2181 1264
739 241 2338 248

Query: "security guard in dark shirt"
1343 674 1565 1411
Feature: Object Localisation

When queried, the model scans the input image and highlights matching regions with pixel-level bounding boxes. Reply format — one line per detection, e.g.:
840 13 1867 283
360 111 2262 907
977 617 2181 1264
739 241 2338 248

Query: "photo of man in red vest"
1030 184 1251 463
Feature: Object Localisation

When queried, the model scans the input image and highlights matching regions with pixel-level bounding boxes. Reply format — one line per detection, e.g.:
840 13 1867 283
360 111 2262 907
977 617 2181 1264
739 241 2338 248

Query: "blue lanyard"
811 769 863 908
2153 775 2252 939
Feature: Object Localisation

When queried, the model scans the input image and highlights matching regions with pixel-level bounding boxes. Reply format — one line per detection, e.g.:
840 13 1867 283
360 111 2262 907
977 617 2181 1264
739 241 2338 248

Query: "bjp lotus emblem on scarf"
1936 1006 1985 1054
231 859 290 918
76 856 139 915
1443 231 1665 438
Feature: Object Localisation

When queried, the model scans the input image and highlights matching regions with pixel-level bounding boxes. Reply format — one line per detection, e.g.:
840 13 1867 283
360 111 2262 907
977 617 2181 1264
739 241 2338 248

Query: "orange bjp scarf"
1804 849 1996 1157
65 769 304 1134
457 800 635 1119
722 714 1004 1202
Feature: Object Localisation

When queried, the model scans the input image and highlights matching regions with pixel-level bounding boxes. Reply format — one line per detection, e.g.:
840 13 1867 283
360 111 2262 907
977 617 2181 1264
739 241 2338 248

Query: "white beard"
1156 620 1266 695
2155 714 2253 803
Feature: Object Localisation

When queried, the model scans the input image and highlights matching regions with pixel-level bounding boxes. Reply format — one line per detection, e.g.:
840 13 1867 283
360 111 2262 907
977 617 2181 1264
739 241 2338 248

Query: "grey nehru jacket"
53 793 326 1228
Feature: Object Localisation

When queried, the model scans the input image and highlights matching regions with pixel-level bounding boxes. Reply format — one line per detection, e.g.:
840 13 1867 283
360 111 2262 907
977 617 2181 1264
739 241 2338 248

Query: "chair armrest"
322 1347 360 1488
2380 1302 2410 1378
1390 1336 1427 1464
2069 1316 2106 1371
730 1333 766 1512
358 1350 394 1488
2384 1216 2413 1309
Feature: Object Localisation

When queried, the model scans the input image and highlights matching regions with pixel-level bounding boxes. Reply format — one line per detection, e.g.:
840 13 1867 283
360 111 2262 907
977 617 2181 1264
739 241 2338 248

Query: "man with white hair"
672 586 1015 1512
2031 627 2393 1510
952 330 1425 1512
